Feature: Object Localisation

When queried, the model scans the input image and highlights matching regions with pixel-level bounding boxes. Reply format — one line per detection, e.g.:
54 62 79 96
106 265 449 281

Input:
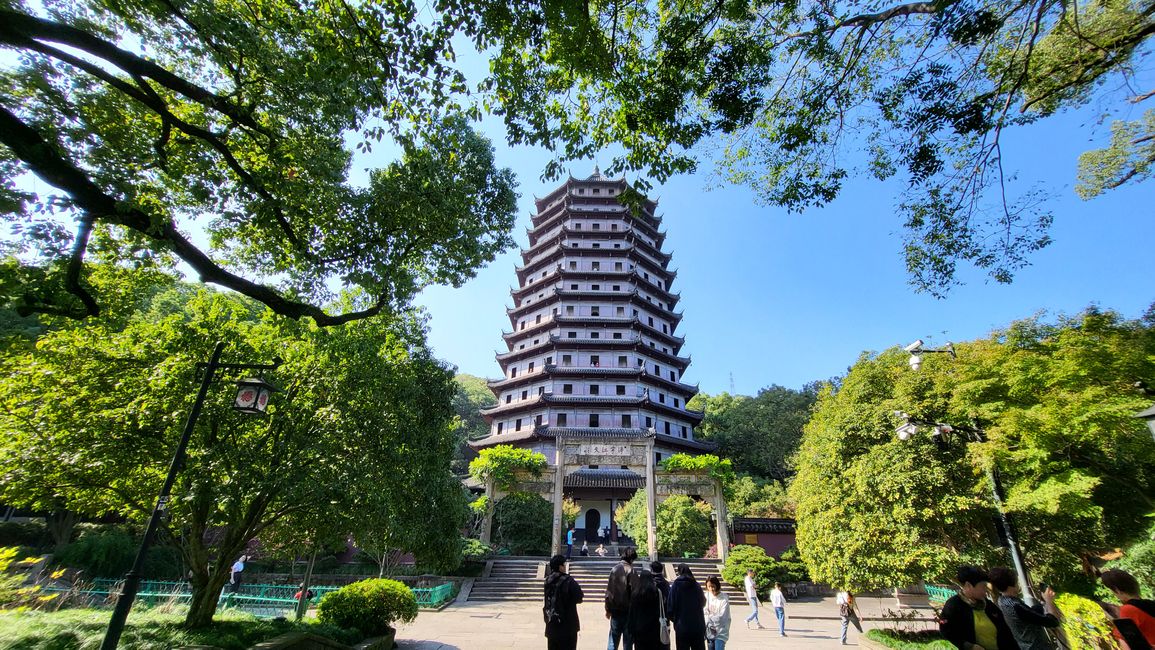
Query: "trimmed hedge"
317 578 417 637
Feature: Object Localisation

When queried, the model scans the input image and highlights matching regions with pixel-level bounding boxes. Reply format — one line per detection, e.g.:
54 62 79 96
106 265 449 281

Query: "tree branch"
0 104 388 326
0 9 271 138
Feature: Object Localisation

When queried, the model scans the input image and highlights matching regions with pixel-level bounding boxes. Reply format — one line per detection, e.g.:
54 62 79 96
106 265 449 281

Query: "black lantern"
234 377 275 415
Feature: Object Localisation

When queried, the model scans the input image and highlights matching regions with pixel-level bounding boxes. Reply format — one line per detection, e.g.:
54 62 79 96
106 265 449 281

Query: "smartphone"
1114 618 1152 650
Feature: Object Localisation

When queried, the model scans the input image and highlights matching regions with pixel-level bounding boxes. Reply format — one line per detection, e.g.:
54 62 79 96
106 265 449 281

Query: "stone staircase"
468 557 543 602
466 556 744 604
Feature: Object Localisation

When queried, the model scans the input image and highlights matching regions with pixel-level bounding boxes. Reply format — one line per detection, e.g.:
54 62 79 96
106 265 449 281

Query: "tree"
0 270 465 626
789 306 1155 591
451 374 498 473
492 492 553 555
691 386 818 479
1 0 518 324
616 492 715 557
451 0 1154 293
726 475 795 519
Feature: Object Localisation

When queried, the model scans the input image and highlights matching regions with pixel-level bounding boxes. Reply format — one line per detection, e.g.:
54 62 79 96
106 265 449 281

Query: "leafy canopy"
451 0 1154 294
790 305 1155 591
468 445 548 491
616 492 715 557
0 0 518 324
689 385 818 479
661 453 736 485
0 268 465 625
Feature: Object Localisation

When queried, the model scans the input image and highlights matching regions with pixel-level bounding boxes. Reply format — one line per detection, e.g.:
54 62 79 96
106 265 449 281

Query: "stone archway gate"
480 431 729 561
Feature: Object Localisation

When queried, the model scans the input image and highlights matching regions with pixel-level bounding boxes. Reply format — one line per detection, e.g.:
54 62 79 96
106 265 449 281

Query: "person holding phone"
989 567 1061 650
940 565 1016 650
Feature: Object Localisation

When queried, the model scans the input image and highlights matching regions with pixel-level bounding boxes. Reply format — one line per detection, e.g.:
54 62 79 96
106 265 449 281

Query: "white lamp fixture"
234 377 276 415
1136 404 1155 441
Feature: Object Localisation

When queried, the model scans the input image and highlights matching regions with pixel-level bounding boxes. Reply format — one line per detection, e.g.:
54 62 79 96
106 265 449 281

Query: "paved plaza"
395 595 937 649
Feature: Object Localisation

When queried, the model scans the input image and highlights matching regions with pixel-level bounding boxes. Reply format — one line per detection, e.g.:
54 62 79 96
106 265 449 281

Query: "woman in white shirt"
703 576 732 650
836 591 863 644
770 582 787 636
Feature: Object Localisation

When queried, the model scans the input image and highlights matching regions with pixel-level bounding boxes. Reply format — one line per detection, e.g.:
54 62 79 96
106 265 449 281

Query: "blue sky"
411 107 1153 395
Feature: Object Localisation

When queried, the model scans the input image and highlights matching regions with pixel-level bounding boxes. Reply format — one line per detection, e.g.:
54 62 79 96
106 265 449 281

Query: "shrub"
866 629 955 650
317 578 418 636
462 538 493 562
616 493 714 557
1056 593 1116 650
493 492 552 555
0 522 52 551
721 545 777 596
54 526 182 578
0 547 58 609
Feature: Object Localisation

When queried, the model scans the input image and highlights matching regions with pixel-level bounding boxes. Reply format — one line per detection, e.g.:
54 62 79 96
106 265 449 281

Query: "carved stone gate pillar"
713 480 730 561
551 441 565 556
645 437 658 561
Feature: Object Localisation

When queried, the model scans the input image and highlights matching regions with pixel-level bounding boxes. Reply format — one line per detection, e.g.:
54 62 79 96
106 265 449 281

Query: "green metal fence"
924 584 956 606
43 579 454 614
412 583 454 608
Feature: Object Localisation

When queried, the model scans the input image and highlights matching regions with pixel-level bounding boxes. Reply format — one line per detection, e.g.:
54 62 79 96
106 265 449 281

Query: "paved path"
396 595 938 649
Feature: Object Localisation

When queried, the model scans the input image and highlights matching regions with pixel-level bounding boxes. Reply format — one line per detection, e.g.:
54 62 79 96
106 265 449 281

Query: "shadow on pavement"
397 641 465 649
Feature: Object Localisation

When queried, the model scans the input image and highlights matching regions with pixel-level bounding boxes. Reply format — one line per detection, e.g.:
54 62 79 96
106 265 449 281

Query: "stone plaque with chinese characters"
578 443 631 457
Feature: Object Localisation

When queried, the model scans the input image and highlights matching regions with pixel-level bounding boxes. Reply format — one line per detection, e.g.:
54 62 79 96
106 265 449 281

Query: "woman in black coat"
667 564 707 650
630 569 665 650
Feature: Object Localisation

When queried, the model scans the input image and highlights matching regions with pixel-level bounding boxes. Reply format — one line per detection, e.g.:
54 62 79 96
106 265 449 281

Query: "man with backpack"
545 554 584 650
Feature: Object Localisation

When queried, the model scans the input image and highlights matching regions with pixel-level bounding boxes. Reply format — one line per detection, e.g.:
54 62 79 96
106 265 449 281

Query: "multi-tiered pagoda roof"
471 169 713 465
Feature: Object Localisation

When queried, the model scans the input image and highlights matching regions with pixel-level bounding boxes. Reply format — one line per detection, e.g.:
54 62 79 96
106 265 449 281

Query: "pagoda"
471 169 711 544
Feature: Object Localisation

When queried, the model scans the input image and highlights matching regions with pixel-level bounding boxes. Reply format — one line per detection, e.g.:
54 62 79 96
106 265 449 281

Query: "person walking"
989 567 1060 650
770 582 787 637
704 576 732 650
630 569 665 650
652 562 672 650
229 554 247 593
940 565 1016 650
743 568 764 629
606 546 639 650
836 591 864 645
545 554 584 650
668 564 706 650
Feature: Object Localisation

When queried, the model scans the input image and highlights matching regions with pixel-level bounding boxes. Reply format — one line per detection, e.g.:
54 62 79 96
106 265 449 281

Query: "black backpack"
544 574 567 625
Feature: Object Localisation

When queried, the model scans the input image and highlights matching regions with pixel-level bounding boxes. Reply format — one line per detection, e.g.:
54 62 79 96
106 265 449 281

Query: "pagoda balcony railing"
480 394 546 415
549 333 642 346
501 317 558 341
516 245 676 284
544 364 643 375
530 206 663 245
543 394 646 406
494 339 554 361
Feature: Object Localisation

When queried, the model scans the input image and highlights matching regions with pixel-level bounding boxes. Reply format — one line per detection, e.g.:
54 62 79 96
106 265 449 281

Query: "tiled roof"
564 468 646 489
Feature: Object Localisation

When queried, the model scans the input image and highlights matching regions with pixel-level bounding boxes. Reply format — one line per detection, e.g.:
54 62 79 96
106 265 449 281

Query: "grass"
866 628 956 650
0 607 361 650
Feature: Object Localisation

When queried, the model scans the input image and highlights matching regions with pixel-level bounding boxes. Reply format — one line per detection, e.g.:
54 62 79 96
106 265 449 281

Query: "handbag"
658 590 671 645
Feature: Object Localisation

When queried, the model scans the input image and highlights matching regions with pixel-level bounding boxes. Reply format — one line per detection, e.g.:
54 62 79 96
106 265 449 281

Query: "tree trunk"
185 567 230 628
46 510 77 550
295 548 317 621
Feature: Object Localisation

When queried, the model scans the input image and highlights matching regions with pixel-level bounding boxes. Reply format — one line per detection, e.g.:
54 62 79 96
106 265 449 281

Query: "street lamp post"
899 339 1037 607
101 342 281 650
893 413 1038 606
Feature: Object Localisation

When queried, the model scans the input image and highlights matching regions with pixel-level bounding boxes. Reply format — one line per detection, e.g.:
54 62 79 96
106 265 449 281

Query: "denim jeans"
775 607 786 635
708 639 726 650
744 596 759 624
608 613 632 650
